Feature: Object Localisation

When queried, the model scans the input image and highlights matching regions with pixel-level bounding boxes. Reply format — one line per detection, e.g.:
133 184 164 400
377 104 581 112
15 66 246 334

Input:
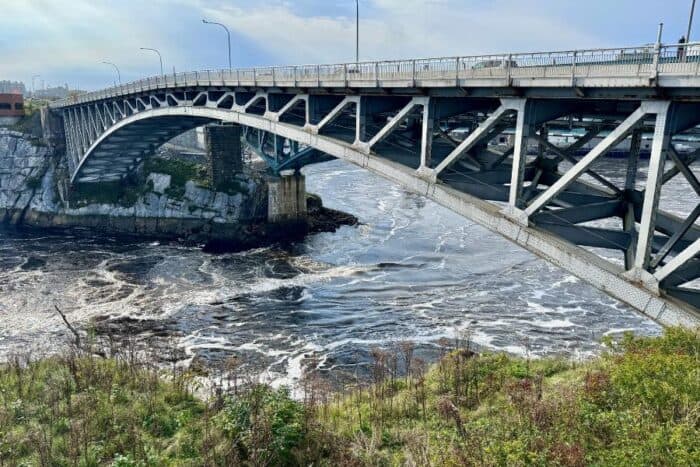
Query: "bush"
217 385 318 466
0 328 697 465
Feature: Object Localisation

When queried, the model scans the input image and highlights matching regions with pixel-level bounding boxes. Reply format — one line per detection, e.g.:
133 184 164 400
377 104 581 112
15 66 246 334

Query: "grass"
0 328 698 466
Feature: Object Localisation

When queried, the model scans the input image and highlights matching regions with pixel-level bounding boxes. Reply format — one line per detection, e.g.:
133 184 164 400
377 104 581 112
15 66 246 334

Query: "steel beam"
420 98 436 169
434 103 512 177
651 203 700 268
366 99 422 150
634 102 672 271
624 129 643 270
525 106 647 217
667 146 700 195
533 200 622 225
536 134 620 195
654 238 700 282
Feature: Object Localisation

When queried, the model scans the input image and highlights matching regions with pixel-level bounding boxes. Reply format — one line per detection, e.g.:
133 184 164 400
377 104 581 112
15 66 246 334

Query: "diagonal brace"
367 98 423 148
651 203 700 269
536 134 621 195
525 106 647 217
654 237 700 282
316 96 358 131
663 149 699 185
434 104 511 176
667 146 700 195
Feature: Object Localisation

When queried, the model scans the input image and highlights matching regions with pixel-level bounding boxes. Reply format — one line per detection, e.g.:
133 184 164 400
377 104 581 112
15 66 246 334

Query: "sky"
1 0 697 91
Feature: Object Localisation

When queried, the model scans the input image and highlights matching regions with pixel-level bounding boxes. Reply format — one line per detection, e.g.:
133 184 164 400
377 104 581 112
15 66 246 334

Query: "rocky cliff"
0 128 357 248
0 128 357 249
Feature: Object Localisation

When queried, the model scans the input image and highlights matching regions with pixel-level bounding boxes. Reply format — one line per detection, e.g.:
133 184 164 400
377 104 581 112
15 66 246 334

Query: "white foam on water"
530 318 577 329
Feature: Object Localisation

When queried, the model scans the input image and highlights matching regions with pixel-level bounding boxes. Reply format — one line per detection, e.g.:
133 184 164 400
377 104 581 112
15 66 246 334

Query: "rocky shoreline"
0 128 357 251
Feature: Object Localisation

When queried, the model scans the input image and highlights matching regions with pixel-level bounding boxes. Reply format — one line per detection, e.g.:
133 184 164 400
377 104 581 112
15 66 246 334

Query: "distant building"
33 85 72 100
0 93 25 125
0 80 26 95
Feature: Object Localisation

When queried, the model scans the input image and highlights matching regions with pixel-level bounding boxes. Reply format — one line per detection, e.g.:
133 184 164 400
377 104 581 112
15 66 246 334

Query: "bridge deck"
52 42 700 108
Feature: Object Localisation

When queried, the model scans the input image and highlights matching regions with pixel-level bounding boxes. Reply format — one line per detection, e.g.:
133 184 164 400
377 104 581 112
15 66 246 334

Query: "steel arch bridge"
48 43 700 326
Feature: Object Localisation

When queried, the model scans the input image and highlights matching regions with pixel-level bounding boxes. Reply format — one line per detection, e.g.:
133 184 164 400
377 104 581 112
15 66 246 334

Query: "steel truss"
56 89 700 325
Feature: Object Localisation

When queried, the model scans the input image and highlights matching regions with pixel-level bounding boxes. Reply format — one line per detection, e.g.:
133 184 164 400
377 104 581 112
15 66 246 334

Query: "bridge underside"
56 87 700 326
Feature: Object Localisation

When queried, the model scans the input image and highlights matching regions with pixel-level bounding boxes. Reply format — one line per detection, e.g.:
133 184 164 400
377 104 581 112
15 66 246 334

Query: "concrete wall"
267 172 307 226
205 124 243 190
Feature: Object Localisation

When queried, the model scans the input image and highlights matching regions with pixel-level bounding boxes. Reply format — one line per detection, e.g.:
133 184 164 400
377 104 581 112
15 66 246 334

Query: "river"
4 157 691 387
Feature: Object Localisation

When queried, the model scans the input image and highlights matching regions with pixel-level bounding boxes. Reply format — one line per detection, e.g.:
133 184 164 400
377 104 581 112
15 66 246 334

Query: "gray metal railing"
51 43 700 108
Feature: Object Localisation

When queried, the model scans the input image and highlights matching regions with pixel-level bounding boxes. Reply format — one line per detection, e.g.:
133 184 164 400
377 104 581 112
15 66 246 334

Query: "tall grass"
1 328 698 466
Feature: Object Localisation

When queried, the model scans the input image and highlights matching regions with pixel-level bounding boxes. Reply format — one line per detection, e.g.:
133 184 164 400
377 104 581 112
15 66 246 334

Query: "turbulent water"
5 157 693 387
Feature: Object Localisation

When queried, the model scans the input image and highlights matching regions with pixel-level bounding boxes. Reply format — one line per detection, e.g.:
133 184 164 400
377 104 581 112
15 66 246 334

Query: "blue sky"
1 0 697 90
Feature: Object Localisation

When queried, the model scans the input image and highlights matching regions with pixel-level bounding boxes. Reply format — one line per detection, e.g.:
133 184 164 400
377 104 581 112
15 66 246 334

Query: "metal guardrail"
52 43 700 108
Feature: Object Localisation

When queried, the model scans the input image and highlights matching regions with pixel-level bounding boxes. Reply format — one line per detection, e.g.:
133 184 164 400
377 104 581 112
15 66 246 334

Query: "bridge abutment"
267 171 308 229
40 108 65 154
204 124 243 191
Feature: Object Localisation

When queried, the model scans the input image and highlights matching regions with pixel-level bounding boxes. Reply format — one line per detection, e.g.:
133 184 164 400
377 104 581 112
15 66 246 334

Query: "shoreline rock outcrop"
0 128 357 250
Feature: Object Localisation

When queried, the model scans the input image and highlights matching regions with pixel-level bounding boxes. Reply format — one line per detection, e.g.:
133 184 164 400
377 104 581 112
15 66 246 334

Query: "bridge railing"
51 42 700 108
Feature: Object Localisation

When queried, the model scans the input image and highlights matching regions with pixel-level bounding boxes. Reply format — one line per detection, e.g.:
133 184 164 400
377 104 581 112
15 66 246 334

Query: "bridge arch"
63 102 700 327
49 44 700 326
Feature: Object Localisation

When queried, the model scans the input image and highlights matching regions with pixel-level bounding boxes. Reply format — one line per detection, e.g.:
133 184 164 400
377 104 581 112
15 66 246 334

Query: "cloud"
0 0 668 90
197 0 602 65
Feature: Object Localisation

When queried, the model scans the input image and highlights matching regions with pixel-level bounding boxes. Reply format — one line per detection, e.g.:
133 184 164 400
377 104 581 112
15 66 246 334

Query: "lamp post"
140 47 164 76
688 0 697 42
102 61 121 86
355 0 360 64
202 19 232 70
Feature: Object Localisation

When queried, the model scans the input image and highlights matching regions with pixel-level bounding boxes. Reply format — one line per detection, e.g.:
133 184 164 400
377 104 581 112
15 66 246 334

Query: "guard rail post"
412 60 417 86
456 58 460 85
506 54 513 86
652 43 661 83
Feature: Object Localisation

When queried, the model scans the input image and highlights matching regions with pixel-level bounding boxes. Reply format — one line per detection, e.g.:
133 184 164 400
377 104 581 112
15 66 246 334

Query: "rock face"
0 128 270 246
0 128 358 249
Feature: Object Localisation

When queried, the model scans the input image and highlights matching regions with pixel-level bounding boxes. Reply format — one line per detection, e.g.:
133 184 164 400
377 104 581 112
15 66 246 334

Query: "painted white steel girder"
57 90 700 326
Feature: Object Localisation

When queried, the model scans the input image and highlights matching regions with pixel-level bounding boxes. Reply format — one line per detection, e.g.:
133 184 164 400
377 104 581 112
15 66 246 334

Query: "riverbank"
1 327 697 465
0 128 357 251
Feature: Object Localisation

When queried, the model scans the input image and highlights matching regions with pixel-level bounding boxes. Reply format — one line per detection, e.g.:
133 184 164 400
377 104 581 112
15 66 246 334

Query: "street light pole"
355 0 360 64
202 19 232 70
688 0 697 41
140 47 164 76
102 61 121 86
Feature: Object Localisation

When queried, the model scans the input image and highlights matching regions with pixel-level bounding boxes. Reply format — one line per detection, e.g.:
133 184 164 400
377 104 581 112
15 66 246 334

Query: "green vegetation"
70 180 147 209
143 157 210 199
8 112 43 138
1 328 697 466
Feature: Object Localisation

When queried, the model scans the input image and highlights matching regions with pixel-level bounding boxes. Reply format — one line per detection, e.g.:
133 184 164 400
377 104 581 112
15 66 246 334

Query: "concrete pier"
267 171 307 227
204 124 243 190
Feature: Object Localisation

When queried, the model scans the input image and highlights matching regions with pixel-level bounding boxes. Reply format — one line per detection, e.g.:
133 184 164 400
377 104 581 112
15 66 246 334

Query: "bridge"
45 42 700 327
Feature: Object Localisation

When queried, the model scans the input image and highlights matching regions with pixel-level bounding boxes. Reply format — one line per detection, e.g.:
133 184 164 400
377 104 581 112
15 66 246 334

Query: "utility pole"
203 19 232 70
102 61 121 86
355 0 360 64
140 47 164 76
688 0 697 42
